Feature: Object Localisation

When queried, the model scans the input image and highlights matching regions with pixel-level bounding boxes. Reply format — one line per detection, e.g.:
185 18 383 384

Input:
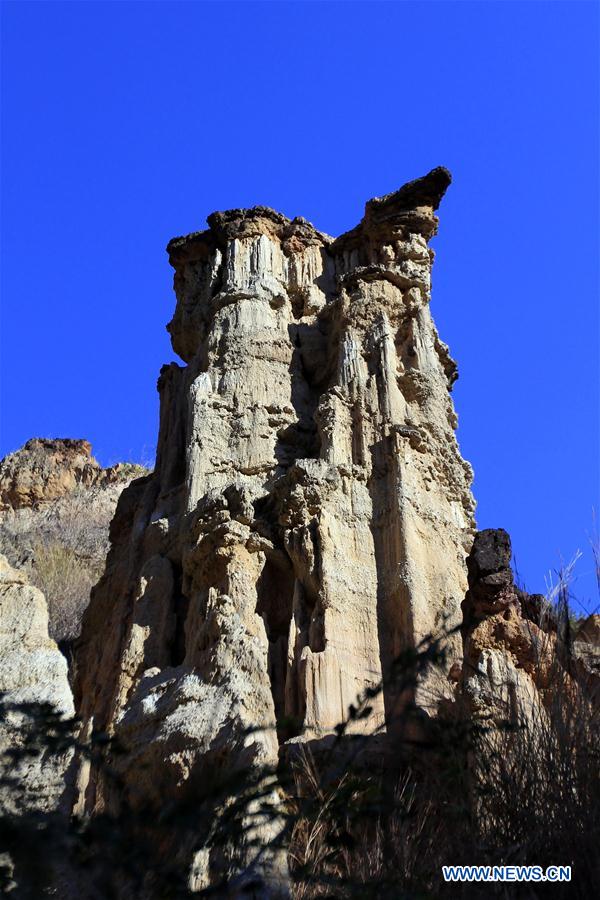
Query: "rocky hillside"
0 439 149 643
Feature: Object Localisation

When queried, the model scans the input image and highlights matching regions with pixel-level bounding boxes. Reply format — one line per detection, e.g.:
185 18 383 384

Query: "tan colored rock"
74 168 475 892
575 613 600 652
0 554 74 814
461 530 538 717
458 528 596 726
0 437 146 512
0 438 102 510
458 528 600 853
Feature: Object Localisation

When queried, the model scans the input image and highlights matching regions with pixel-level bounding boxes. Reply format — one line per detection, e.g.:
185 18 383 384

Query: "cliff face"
74 168 475 888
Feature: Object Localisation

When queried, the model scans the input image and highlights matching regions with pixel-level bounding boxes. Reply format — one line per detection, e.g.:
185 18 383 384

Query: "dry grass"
27 541 102 644
285 556 600 897
1 618 598 898
0 472 149 645
289 753 443 899
475 684 599 874
1 534 598 897
285 689 599 897
284 582 600 898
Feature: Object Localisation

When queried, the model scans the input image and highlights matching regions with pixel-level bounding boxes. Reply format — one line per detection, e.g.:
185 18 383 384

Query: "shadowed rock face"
460 528 600 725
574 615 600 681
74 168 475 891
0 555 74 814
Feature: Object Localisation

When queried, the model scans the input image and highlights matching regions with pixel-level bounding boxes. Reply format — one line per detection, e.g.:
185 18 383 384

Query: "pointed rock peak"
367 166 452 217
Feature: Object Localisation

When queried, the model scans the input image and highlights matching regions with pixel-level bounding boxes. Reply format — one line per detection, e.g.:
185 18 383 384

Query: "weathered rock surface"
74 168 475 891
460 528 600 725
0 438 99 510
0 554 74 815
0 437 141 512
460 529 546 726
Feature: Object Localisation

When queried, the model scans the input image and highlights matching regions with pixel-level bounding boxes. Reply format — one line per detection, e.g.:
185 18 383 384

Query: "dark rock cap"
167 167 452 263
366 166 452 219
467 528 513 581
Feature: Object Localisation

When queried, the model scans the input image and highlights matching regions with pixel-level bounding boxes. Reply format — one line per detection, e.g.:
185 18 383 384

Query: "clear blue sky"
1 1 598 608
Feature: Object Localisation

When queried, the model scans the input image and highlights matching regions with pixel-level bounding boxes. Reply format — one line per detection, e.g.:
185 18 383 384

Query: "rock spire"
74 168 475 890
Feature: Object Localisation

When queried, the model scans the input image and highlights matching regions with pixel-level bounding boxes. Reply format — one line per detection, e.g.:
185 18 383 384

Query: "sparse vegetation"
27 541 100 645
112 462 151 481
0 465 151 646
1 618 598 898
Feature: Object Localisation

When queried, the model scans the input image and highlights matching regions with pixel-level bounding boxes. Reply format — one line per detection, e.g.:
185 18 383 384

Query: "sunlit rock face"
0 439 102 511
460 529 600 728
74 168 475 891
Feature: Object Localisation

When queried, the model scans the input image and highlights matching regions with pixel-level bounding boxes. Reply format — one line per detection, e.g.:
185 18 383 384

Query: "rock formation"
460 528 599 725
0 437 146 512
0 171 597 898
0 439 98 510
0 555 74 814
460 529 547 725
74 167 475 891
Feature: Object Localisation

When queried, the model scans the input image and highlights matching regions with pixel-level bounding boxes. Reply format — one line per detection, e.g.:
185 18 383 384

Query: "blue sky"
1 1 598 607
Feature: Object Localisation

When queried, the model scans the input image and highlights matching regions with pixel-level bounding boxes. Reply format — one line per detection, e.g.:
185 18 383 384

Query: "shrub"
0 482 133 645
27 541 101 645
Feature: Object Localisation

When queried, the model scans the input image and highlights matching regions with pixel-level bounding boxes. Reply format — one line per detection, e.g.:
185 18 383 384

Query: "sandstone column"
75 168 475 891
